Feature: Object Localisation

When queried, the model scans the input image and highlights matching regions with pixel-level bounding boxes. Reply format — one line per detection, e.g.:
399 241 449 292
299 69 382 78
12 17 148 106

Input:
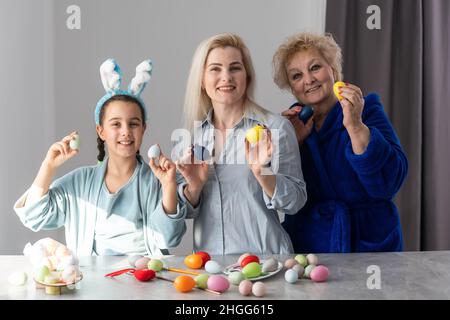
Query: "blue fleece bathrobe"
283 93 408 253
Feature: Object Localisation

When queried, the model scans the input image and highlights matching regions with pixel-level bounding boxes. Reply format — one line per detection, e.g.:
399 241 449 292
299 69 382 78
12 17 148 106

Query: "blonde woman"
274 32 408 253
177 33 307 255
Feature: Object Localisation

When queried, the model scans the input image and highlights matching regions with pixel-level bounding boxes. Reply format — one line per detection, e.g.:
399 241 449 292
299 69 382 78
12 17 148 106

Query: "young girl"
14 59 187 256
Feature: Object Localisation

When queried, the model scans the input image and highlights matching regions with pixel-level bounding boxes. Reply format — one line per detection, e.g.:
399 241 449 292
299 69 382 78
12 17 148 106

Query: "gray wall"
1 0 325 255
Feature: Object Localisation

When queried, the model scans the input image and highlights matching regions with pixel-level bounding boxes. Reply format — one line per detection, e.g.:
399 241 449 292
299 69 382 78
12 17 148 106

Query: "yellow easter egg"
245 125 264 144
333 81 346 100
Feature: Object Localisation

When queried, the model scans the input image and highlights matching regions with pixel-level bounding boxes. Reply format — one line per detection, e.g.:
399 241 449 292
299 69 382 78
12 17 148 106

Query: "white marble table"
1 251 450 300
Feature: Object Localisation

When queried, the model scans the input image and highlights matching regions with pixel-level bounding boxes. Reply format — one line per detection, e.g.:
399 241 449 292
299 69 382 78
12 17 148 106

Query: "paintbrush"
162 267 202 276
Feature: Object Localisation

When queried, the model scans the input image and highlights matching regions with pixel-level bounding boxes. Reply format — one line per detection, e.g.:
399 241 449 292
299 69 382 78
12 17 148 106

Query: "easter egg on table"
261 258 278 273
304 265 316 279
242 262 262 279
284 258 298 269
147 144 160 159
128 255 144 267
134 269 155 282
35 265 51 282
310 265 329 282
195 251 211 267
284 269 298 284
147 259 164 272
207 275 230 293
294 254 308 267
195 274 209 289
240 255 260 268
252 281 267 297
205 260 222 274
8 271 28 286
228 271 245 285
291 264 305 278
135 257 151 270
245 125 265 144
174 275 196 293
238 279 253 296
184 254 203 269
306 253 319 266
333 81 346 100
69 135 80 150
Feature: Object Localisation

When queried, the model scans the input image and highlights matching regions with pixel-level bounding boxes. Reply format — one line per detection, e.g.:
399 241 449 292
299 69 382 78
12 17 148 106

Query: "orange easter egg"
174 275 196 293
184 254 203 269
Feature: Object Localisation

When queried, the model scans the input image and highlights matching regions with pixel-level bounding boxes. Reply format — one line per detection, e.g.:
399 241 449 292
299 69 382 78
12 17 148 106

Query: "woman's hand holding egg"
245 125 273 176
44 131 79 169
335 82 365 132
176 146 209 206
335 82 371 154
281 106 314 145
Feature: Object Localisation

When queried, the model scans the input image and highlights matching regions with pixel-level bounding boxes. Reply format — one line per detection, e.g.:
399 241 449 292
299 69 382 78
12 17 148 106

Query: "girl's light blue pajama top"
14 156 187 256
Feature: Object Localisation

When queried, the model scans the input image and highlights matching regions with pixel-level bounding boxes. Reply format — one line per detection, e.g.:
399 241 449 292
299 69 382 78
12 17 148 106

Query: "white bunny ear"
128 60 153 96
99 58 122 93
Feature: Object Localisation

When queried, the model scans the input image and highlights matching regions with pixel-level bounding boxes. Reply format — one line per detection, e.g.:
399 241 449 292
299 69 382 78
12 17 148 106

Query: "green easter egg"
69 135 80 150
147 259 163 272
304 264 316 278
242 262 262 279
195 274 209 289
228 271 245 285
35 266 51 282
295 254 308 267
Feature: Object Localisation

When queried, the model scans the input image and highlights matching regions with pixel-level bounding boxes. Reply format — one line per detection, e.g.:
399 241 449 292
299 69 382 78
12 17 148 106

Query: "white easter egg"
205 260 223 274
147 144 161 159
8 272 28 286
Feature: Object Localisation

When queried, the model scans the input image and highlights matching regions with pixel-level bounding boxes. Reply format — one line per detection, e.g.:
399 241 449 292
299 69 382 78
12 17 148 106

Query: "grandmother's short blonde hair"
272 32 343 89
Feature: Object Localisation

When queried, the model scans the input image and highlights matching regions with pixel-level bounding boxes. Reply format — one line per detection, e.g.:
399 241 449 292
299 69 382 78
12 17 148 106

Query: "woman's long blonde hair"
183 33 266 132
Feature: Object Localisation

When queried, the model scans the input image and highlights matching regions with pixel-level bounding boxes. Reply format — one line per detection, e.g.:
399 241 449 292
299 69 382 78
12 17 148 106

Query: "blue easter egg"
147 144 160 159
193 144 210 161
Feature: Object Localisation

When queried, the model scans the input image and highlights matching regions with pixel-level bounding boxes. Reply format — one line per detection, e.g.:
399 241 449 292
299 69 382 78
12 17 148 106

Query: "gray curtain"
325 0 450 251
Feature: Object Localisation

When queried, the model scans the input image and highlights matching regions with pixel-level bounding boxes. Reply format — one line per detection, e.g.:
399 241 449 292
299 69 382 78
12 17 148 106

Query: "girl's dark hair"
97 95 145 162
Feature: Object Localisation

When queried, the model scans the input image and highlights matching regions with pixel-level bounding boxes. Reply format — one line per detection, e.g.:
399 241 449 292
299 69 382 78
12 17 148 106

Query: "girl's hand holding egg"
148 145 177 187
44 131 79 169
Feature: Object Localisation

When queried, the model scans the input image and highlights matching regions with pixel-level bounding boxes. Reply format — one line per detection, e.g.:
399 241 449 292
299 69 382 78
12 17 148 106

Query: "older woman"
274 32 408 253
176 33 307 255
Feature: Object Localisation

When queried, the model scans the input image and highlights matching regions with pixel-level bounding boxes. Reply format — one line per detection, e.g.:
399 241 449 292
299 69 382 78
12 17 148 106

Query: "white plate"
223 260 283 281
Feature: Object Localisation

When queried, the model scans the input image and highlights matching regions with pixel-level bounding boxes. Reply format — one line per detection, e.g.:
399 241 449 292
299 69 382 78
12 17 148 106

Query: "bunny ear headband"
94 58 153 125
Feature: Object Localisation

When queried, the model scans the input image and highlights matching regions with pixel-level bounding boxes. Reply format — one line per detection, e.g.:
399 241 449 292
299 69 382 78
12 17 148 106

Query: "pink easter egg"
310 265 329 282
206 275 230 293
238 280 253 296
252 281 267 297
135 257 151 270
284 258 298 269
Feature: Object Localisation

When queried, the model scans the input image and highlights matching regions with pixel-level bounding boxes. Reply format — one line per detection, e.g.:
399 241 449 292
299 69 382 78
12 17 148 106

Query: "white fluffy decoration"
100 59 121 93
128 60 152 96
